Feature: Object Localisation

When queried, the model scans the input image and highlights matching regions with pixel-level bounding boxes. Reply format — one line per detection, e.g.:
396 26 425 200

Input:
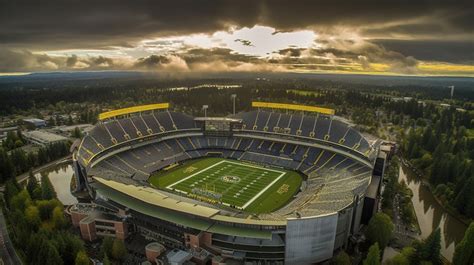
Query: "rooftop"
23 130 68 143
166 249 192 264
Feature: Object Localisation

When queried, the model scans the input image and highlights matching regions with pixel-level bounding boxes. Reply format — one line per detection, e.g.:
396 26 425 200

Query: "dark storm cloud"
278 48 304 57
373 40 474 64
269 43 421 74
235 39 254 47
181 48 259 64
0 0 472 50
0 49 130 72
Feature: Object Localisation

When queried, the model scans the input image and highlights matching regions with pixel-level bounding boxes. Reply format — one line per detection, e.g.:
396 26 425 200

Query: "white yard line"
242 171 286 209
166 160 226 189
167 159 287 210
223 160 285 174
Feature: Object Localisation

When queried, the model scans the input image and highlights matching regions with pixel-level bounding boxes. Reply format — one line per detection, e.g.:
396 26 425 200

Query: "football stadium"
72 101 384 264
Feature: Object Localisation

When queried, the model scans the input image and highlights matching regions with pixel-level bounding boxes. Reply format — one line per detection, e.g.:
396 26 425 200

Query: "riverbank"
400 158 472 227
398 160 468 262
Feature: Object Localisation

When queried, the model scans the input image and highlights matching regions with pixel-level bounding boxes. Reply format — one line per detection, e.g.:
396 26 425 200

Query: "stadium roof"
93 179 274 239
98 103 169 120
95 177 220 218
252 101 335 115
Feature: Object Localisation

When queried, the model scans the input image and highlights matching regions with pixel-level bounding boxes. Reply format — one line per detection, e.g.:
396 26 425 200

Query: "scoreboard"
205 120 230 131
195 117 242 136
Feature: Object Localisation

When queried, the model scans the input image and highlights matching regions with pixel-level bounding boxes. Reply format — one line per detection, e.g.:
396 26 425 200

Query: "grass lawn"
148 157 302 213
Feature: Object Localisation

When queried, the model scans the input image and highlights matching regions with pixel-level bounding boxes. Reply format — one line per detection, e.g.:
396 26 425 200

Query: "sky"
0 0 473 76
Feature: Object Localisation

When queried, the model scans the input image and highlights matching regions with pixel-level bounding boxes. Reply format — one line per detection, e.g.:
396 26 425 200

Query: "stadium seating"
235 110 371 153
77 109 372 196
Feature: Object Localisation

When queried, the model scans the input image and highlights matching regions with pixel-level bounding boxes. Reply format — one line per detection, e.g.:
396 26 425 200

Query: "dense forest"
403 107 474 219
1 175 87 265
0 138 71 182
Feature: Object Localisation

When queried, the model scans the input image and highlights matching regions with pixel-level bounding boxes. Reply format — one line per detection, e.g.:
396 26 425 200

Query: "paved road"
391 194 419 247
0 210 22 265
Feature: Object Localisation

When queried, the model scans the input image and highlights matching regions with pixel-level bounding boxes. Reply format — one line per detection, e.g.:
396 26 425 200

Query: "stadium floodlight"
231 94 237 115
202 105 209 117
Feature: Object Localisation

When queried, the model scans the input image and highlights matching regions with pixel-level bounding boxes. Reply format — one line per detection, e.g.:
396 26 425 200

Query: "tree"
72 127 82 138
53 231 85 265
111 238 126 261
74 251 89 265
103 254 111 265
44 242 63 265
386 247 415 265
331 250 351 265
52 206 67 229
10 190 32 212
363 243 380 265
0 148 14 181
25 205 41 229
41 174 57 200
67 115 74 126
100 237 114 259
37 199 62 221
26 170 39 198
418 228 441 265
453 222 474 265
3 178 20 206
365 213 394 249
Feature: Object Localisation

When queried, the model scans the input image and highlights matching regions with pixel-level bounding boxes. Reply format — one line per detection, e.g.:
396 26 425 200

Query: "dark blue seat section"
237 110 370 152
131 116 149 135
119 119 139 138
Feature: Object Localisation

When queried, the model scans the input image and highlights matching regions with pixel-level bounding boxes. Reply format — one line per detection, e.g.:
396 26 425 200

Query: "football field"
148 158 302 213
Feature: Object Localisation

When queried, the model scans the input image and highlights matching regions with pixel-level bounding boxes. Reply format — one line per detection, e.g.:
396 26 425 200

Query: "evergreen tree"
111 238 127 261
44 242 63 265
0 148 14 181
418 228 441 265
41 174 57 200
363 243 381 265
100 237 114 259
453 222 474 265
103 254 111 265
26 170 39 198
67 115 74 126
3 179 20 206
72 127 82 138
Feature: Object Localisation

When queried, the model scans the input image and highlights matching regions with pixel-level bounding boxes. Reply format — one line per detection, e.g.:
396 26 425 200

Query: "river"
398 164 467 261
34 163 78 205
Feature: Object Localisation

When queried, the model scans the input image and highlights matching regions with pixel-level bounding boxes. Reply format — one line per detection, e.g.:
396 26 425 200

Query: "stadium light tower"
202 105 208 117
231 94 237 115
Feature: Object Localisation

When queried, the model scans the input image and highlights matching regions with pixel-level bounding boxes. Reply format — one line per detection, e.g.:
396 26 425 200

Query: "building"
145 242 166 263
70 203 129 241
166 249 192 265
23 130 69 146
72 102 383 264
54 124 94 135
22 118 47 128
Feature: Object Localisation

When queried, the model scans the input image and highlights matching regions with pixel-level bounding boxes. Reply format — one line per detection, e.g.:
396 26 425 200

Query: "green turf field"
148 158 302 213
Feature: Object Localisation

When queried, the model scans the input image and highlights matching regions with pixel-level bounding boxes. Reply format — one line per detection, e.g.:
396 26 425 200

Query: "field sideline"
148 157 302 213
